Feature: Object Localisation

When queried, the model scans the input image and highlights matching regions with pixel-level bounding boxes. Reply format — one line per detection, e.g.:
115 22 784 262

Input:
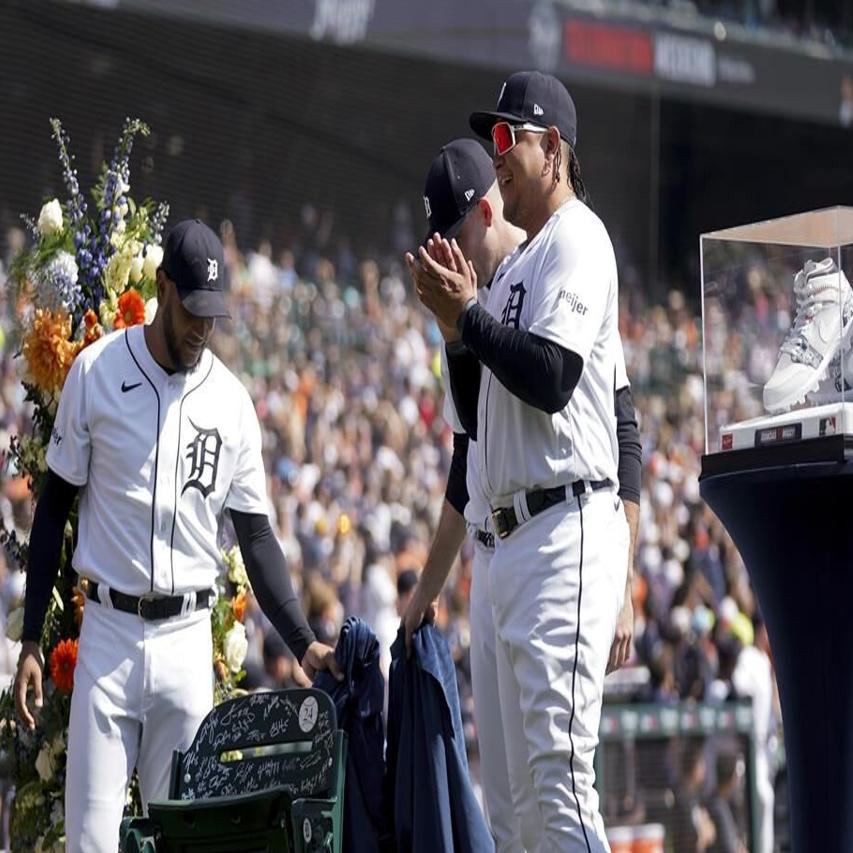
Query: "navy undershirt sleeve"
446 344 481 440
231 510 315 663
23 470 79 643
615 385 642 505
444 431 470 517
459 302 583 414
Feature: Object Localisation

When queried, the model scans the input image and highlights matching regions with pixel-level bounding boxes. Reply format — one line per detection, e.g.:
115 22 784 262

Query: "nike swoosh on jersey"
121 380 142 393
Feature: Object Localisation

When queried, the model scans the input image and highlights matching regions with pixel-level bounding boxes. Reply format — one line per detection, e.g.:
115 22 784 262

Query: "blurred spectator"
706 751 748 853
732 617 776 853
396 569 419 618
261 631 299 690
673 741 716 852
305 573 344 646
840 75 853 127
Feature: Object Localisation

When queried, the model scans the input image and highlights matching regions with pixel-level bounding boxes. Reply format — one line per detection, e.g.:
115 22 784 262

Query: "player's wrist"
455 297 478 336
19 640 44 667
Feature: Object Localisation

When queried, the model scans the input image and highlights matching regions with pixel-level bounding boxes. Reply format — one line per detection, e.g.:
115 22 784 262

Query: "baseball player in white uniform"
14 219 340 852
413 72 633 851
408 126 641 850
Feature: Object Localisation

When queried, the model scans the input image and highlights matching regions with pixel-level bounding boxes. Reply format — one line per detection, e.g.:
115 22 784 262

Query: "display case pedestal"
700 460 853 853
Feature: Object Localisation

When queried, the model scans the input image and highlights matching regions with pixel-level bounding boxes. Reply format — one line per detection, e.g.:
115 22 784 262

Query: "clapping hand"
405 235 477 333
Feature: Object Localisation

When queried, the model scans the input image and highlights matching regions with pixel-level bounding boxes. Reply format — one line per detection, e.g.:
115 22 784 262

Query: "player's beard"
163 308 201 374
499 182 522 230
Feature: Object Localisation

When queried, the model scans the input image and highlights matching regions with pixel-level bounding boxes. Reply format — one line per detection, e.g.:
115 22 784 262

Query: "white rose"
144 297 158 325
4 607 23 642
37 199 63 236
142 245 164 281
224 623 248 673
129 254 144 283
35 740 55 782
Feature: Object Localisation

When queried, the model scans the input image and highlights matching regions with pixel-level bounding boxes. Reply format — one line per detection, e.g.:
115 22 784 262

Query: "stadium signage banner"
108 0 853 127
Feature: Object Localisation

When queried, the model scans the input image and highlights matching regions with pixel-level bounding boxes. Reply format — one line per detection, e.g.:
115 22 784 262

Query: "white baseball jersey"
478 198 620 505
440 288 491 530
47 325 268 597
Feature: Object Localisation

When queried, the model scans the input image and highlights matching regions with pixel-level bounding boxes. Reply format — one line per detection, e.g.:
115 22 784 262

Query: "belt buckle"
491 508 510 540
137 593 157 619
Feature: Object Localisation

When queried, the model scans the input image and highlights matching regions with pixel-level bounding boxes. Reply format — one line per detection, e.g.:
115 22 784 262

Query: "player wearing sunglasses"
413 71 637 852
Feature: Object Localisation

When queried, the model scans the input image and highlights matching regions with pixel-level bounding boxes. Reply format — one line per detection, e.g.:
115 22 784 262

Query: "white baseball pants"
469 538 523 852
65 600 213 852
489 488 628 853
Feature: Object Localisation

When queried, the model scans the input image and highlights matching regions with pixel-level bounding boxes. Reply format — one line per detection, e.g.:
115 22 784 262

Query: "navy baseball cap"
470 71 578 148
161 219 230 319
422 138 496 243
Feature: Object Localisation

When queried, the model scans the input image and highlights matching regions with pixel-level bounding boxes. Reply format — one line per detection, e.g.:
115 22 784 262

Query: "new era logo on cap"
464 188 475 201
533 103 544 116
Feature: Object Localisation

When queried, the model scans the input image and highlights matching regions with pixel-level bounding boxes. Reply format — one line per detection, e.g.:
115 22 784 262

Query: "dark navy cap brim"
469 110 532 141
421 211 467 248
178 287 231 319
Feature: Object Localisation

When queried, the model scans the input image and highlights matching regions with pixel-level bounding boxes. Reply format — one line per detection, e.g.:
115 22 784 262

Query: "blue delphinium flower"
50 119 94 308
151 202 170 245
90 117 150 307
49 119 87 228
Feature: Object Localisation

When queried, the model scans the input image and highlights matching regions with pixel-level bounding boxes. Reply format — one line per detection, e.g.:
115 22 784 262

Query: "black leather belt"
84 581 214 621
475 529 495 549
491 479 612 540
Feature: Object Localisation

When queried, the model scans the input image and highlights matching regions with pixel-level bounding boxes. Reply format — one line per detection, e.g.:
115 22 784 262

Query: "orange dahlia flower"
21 309 81 394
49 638 79 693
232 591 247 623
113 288 146 329
82 309 103 348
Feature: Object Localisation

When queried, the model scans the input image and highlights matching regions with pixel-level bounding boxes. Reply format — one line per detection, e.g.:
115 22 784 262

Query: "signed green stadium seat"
120 688 346 853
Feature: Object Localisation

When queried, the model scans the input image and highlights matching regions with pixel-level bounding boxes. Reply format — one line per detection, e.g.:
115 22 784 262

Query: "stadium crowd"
633 0 853 49
0 217 783 847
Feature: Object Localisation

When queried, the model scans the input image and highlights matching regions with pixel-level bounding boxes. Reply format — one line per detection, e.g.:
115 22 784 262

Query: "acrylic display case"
701 206 853 474
699 207 853 853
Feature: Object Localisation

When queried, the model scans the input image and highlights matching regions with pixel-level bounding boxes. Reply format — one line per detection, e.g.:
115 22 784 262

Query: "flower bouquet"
0 116 254 853
0 116 169 852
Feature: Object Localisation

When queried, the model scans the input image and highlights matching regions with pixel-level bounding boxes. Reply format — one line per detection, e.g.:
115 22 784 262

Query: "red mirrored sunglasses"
491 121 548 156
